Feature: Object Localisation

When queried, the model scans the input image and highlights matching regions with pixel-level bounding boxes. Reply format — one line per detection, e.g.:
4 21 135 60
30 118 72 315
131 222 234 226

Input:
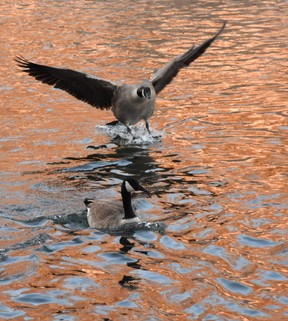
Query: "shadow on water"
47 119 224 181
49 123 213 192
62 145 157 178
54 124 164 183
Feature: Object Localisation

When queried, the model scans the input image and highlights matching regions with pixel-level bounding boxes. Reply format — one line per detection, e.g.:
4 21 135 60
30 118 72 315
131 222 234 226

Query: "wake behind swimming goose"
15 22 226 135
84 178 150 229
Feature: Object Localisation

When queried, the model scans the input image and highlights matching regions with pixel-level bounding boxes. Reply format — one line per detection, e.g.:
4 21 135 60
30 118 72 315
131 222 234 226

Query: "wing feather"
15 56 117 110
151 22 227 94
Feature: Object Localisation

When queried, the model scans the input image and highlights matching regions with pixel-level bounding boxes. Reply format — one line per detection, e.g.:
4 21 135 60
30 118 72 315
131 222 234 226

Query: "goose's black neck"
121 181 137 219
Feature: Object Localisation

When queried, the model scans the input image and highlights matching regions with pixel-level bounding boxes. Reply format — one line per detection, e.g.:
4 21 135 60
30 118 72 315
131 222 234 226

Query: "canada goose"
15 22 226 134
84 178 150 229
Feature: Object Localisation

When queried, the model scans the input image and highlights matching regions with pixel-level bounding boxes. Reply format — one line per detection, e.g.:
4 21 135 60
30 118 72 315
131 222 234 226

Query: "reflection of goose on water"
84 179 150 229
15 22 226 134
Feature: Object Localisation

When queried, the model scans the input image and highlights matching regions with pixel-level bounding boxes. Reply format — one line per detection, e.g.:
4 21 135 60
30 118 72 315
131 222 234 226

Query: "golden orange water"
0 0 287 320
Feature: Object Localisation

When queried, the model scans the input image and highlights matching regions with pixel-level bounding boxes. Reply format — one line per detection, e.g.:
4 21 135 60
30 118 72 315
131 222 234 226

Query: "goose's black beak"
139 186 151 197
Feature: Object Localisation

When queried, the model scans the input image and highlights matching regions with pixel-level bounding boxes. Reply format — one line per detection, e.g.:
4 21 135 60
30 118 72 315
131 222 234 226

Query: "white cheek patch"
87 208 91 217
125 181 135 193
120 217 141 225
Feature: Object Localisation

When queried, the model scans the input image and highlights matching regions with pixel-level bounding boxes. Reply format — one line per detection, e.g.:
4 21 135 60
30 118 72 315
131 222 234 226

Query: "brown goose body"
84 179 149 229
86 200 139 229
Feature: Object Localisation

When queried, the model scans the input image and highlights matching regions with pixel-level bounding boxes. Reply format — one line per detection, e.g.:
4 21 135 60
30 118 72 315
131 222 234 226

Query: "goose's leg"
145 121 151 135
146 120 161 139
126 125 135 139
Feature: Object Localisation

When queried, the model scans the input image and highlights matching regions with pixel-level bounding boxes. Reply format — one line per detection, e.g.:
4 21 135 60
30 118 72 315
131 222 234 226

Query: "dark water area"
1 0 287 320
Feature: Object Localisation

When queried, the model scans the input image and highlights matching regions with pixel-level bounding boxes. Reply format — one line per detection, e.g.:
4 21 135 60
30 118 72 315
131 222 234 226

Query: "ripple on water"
0 254 39 285
160 235 186 250
202 292 270 318
168 216 195 232
98 252 138 266
7 289 85 307
217 277 252 295
237 234 282 248
131 270 175 285
61 159 131 172
203 244 251 271
63 276 100 291
252 269 288 287
40 237 85 253
0 303 25 319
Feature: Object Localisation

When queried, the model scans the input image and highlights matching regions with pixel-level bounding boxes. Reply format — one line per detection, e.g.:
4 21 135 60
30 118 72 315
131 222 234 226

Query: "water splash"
96 123 162 145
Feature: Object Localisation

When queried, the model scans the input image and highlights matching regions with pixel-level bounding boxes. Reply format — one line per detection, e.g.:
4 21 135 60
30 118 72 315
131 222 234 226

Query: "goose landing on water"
15 22 226 135
84 179 150 229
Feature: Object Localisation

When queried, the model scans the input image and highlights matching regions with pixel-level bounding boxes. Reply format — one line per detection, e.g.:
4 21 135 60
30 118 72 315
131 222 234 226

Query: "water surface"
1 0 287 320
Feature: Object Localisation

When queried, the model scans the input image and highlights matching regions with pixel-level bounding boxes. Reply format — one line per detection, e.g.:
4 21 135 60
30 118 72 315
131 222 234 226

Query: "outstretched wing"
151 22 226 94
15 56 117 110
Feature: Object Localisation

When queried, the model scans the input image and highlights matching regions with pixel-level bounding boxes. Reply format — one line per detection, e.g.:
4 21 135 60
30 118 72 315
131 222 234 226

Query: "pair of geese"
16 22 226 229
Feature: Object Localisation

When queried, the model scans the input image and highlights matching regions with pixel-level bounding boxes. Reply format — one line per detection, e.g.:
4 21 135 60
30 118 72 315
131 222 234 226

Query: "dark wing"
15 56 117 110
151 22 226 94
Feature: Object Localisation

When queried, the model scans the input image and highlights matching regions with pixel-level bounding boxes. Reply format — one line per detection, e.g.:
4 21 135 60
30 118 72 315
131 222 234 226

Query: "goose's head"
84 198 94 208
136 86 152 99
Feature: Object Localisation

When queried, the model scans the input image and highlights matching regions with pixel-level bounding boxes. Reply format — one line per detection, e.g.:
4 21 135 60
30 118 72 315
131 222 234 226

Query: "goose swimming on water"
84 178 150 229
15 22 226 134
